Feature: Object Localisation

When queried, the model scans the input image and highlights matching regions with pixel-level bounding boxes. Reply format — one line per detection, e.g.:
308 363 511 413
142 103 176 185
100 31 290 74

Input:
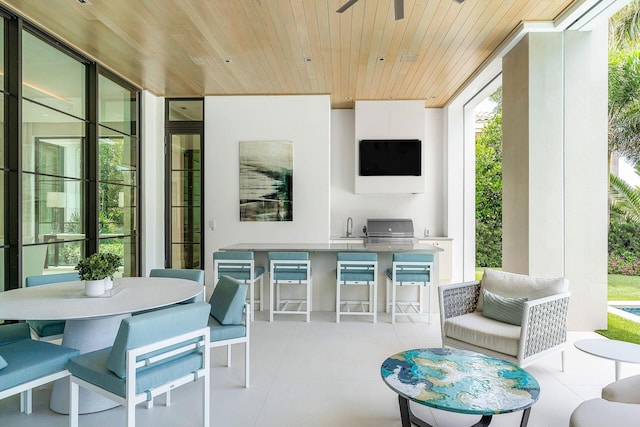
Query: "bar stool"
336 252 377 323
386 253 434 324
268 252 311 322
213 251 265 322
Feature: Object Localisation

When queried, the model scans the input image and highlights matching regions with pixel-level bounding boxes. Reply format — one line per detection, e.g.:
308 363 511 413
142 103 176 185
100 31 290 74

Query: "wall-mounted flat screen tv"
359 139 422 176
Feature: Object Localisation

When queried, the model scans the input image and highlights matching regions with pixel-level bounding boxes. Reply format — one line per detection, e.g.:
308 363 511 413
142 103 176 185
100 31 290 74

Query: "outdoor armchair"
438 269 570 369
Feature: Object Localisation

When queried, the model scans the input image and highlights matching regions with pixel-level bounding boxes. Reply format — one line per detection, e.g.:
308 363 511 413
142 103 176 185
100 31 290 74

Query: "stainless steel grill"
364 218 416 245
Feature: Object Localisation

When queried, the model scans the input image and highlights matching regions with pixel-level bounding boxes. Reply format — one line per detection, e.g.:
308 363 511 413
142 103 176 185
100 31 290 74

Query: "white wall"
330 107 444 239
204 95 331 287
140 91 165 275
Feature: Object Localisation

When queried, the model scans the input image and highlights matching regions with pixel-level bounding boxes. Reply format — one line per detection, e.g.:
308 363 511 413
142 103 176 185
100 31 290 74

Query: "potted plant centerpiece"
101 252 121 291
75 253 119 297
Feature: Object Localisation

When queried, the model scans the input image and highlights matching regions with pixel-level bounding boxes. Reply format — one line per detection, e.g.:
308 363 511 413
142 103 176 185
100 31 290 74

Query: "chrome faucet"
346 217 353 237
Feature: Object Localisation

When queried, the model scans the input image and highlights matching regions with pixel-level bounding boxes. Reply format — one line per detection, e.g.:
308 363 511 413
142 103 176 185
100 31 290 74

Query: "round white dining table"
0 276 204 415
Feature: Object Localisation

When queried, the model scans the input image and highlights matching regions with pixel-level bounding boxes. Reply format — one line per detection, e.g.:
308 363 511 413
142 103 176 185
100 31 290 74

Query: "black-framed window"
1 10 141 291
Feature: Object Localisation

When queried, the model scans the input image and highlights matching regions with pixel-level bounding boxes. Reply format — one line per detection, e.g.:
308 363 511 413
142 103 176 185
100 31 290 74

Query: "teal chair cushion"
0 356 7 370
0 323 31 346
337 252 377 283
207 316 247 342
25 272 80 287
0 339 79 391
67 347 204 398
149 269 204 284
209 276 248 325
149 269 205 303
106 302 211 379
25 273 79 338
27 320 66 338
339 270 376 282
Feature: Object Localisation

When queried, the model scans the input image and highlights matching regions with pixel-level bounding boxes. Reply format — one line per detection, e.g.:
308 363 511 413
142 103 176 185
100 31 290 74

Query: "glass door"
165 99 204 268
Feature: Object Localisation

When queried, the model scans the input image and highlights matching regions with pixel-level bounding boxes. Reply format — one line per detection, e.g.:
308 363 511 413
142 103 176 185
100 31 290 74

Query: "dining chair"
268 252 312 322
386 253 434 324
208 275 250 388
0 323 79 415
67 302 211 427
24 271 80 341
213 251 264 321
149 268 205 303
336 252 378 323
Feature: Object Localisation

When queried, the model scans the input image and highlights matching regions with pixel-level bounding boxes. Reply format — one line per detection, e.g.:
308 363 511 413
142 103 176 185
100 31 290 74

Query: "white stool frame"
214 258 263 322
269 259 311 322
386 260 434 324
336 260 377 323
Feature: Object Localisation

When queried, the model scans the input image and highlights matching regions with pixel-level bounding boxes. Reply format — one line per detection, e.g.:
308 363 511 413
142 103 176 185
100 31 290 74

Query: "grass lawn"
598 274 640 344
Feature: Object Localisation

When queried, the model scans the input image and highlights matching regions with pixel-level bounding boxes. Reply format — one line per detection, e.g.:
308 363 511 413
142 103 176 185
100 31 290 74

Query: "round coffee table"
380 348 540 427
575 338 640 380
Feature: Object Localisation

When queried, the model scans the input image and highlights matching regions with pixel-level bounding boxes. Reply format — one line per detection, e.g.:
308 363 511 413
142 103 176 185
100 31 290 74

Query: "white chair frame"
69 327 210 427
214 258 263 322
386 260 434 324
0 369 70 414
209 302 251 388
269 259 312 322
336 259 377 323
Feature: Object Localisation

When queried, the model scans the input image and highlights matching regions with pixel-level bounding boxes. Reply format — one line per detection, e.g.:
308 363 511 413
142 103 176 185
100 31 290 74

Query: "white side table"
575 338 640 380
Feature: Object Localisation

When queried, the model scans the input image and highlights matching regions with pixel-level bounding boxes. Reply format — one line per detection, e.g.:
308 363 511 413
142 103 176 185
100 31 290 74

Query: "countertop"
221 242 444 253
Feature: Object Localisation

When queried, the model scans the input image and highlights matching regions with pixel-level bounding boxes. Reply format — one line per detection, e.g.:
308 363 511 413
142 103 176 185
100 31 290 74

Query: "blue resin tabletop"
380 348 540 415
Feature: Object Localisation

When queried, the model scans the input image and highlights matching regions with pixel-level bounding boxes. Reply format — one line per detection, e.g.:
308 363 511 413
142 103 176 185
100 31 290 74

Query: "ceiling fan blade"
394 0 404 20
337 0 360 13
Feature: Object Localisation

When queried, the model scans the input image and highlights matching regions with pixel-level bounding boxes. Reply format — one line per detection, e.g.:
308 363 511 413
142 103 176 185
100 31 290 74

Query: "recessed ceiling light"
344 97 352 100
77 0 91 4
377 57 385 62
304 57 312 62
223 59 232 63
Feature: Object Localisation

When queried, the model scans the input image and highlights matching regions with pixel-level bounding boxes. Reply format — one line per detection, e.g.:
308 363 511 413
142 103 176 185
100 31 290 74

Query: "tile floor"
1 311 637 427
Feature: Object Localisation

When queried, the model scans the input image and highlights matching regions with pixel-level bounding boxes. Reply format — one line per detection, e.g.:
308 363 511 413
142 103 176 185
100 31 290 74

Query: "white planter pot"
103 277 113 291
85 279 105 297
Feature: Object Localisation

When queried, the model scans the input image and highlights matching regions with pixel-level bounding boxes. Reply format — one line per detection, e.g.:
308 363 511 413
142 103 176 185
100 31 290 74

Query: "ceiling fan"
337 0 465 21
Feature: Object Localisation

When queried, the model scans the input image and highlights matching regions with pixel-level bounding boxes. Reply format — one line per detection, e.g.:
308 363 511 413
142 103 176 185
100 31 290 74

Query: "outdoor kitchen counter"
220 242 444 253
219 243 443 313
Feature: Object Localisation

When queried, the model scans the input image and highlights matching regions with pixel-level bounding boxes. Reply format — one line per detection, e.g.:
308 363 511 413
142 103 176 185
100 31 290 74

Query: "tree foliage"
476 96 503 268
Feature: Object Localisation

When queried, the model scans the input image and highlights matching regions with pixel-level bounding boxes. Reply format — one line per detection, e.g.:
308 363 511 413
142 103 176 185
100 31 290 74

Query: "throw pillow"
482 288 528 326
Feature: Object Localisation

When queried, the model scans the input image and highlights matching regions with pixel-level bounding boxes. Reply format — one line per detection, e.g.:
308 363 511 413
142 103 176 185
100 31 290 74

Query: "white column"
501 26 608 330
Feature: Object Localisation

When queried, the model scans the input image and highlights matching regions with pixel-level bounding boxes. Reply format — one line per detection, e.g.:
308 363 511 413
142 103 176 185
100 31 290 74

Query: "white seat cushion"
570 399 640 427
602 374 640 404
443 311 521 357
478 269 568 310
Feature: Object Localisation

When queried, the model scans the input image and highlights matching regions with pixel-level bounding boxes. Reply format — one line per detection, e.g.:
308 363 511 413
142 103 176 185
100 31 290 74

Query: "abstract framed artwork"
239 140 293 221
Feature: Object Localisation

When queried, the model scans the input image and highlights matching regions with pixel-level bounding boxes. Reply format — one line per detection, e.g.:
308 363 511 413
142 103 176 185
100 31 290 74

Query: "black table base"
398 396 532 427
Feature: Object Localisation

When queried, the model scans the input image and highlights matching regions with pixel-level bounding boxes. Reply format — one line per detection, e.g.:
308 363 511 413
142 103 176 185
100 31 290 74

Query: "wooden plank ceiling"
0 0 575 108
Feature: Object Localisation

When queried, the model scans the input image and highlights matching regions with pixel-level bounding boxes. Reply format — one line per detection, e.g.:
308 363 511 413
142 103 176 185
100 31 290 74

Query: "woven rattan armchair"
438 270 570 370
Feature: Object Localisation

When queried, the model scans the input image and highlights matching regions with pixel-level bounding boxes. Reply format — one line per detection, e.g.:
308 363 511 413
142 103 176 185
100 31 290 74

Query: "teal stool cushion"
209 276 248 325
385 269 431 283
0 339 79 391
0 356 7 370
